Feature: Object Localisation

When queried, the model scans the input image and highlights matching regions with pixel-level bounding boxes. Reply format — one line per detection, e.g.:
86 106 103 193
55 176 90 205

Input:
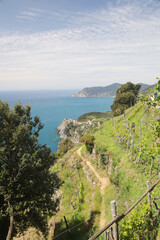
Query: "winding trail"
77 147 110 229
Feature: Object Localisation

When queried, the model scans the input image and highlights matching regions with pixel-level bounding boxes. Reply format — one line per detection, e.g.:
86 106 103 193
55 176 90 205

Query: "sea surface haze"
0 90 114 152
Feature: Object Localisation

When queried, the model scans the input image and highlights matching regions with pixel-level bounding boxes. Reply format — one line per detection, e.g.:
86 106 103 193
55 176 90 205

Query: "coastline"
0 91 114 152
56 111 112 146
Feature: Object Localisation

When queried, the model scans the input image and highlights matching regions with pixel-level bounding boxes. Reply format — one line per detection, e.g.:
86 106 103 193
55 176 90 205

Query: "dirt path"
77 147 110 229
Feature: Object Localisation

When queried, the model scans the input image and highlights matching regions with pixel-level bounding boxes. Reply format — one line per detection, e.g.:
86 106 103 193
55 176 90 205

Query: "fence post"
147 181 152 212
64 216 70 231
104 230 110 240
110 200 119 240
110 227 114 240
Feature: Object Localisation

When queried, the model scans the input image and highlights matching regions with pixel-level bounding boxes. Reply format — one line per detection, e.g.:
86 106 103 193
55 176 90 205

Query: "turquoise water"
0 90 114 152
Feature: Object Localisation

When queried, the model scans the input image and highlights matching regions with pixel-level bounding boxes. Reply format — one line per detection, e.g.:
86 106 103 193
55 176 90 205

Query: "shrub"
80 134 95 154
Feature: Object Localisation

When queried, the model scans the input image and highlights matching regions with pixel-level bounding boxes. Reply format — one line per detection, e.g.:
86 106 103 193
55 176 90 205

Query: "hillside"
73 83 151 97
57 112 112 144
13 87 160 240
50 91 160 240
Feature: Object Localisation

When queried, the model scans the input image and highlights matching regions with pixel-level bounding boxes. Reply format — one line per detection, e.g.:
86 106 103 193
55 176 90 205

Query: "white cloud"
0 0 160 90
29 8 46 13
16 10 39 21
21 11 38 17
16 15 34 21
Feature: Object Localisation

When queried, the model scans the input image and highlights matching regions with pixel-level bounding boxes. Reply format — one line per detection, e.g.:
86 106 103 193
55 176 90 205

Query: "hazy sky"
0 0 160 90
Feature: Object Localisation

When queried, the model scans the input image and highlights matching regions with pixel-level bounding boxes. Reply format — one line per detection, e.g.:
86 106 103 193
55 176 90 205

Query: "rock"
57 118 80 143
57 118 102 143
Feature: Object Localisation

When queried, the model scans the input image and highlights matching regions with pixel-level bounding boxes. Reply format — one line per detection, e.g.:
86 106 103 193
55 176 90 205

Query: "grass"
51 147 104 240
104 183 117 222
93 101 160 216
52 101 160 239
13 98 160 240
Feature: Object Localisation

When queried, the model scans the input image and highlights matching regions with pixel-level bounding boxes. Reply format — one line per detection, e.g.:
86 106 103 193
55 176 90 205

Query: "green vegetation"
120 202 159 240
50 151 100 240
80 134 95 154
93 82 160 238
111 82 141 116
1 81 160 240
56 138 74 157
0 101 60 240
53 82 160 239
77 111 112 122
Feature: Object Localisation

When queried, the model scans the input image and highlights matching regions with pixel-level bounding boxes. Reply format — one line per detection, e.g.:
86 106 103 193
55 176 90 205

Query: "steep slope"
77 147 110 229
52 99 160 240
93 101 160 239
13 86 160 240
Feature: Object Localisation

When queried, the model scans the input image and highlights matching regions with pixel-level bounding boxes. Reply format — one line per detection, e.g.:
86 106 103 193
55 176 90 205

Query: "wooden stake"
110 227 114 240
64 216 70 232
104 230 110 240
110 200 119 240
88 179 160 240
147 181 152 212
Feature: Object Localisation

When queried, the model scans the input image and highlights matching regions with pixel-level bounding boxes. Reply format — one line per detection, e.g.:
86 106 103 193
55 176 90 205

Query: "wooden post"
127 139 129 150
104 230 110 240
130 133 134 155
64 216 70 232
110 227 114 240
110 200 119 240
125 201 129 210
88 179 160 240
147 181 152 212
140 116 144 140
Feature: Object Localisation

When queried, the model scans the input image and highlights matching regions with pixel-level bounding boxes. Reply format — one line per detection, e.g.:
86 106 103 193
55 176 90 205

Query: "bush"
80 134 95 154
57 138 74 156
120 203 159 240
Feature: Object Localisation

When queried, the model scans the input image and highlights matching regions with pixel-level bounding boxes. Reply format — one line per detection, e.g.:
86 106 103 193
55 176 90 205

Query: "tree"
0 101 60 240
80 134 95 154
111 82 141 116
56 137 74 156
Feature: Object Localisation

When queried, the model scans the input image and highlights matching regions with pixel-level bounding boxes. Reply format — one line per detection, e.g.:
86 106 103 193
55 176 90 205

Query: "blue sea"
0 90 114 152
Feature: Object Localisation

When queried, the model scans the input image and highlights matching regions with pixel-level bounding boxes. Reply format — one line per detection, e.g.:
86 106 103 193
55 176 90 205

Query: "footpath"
77 147 110 229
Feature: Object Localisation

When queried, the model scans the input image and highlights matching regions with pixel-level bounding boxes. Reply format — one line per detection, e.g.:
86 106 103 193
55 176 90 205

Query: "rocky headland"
73 83 151 97
57 118 101 143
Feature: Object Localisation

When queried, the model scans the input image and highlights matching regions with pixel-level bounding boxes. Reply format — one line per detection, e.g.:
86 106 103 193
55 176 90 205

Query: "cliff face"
57 118 101 143
57 119 80 143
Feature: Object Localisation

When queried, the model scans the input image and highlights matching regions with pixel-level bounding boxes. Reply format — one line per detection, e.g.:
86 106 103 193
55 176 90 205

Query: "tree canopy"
0 101 60 240
111 82 141 116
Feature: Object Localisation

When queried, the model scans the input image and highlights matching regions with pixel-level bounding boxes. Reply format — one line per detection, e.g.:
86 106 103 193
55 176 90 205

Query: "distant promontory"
73 83 151 97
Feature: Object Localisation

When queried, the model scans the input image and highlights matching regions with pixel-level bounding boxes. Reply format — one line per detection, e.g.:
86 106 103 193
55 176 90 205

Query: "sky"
0 0 160 90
